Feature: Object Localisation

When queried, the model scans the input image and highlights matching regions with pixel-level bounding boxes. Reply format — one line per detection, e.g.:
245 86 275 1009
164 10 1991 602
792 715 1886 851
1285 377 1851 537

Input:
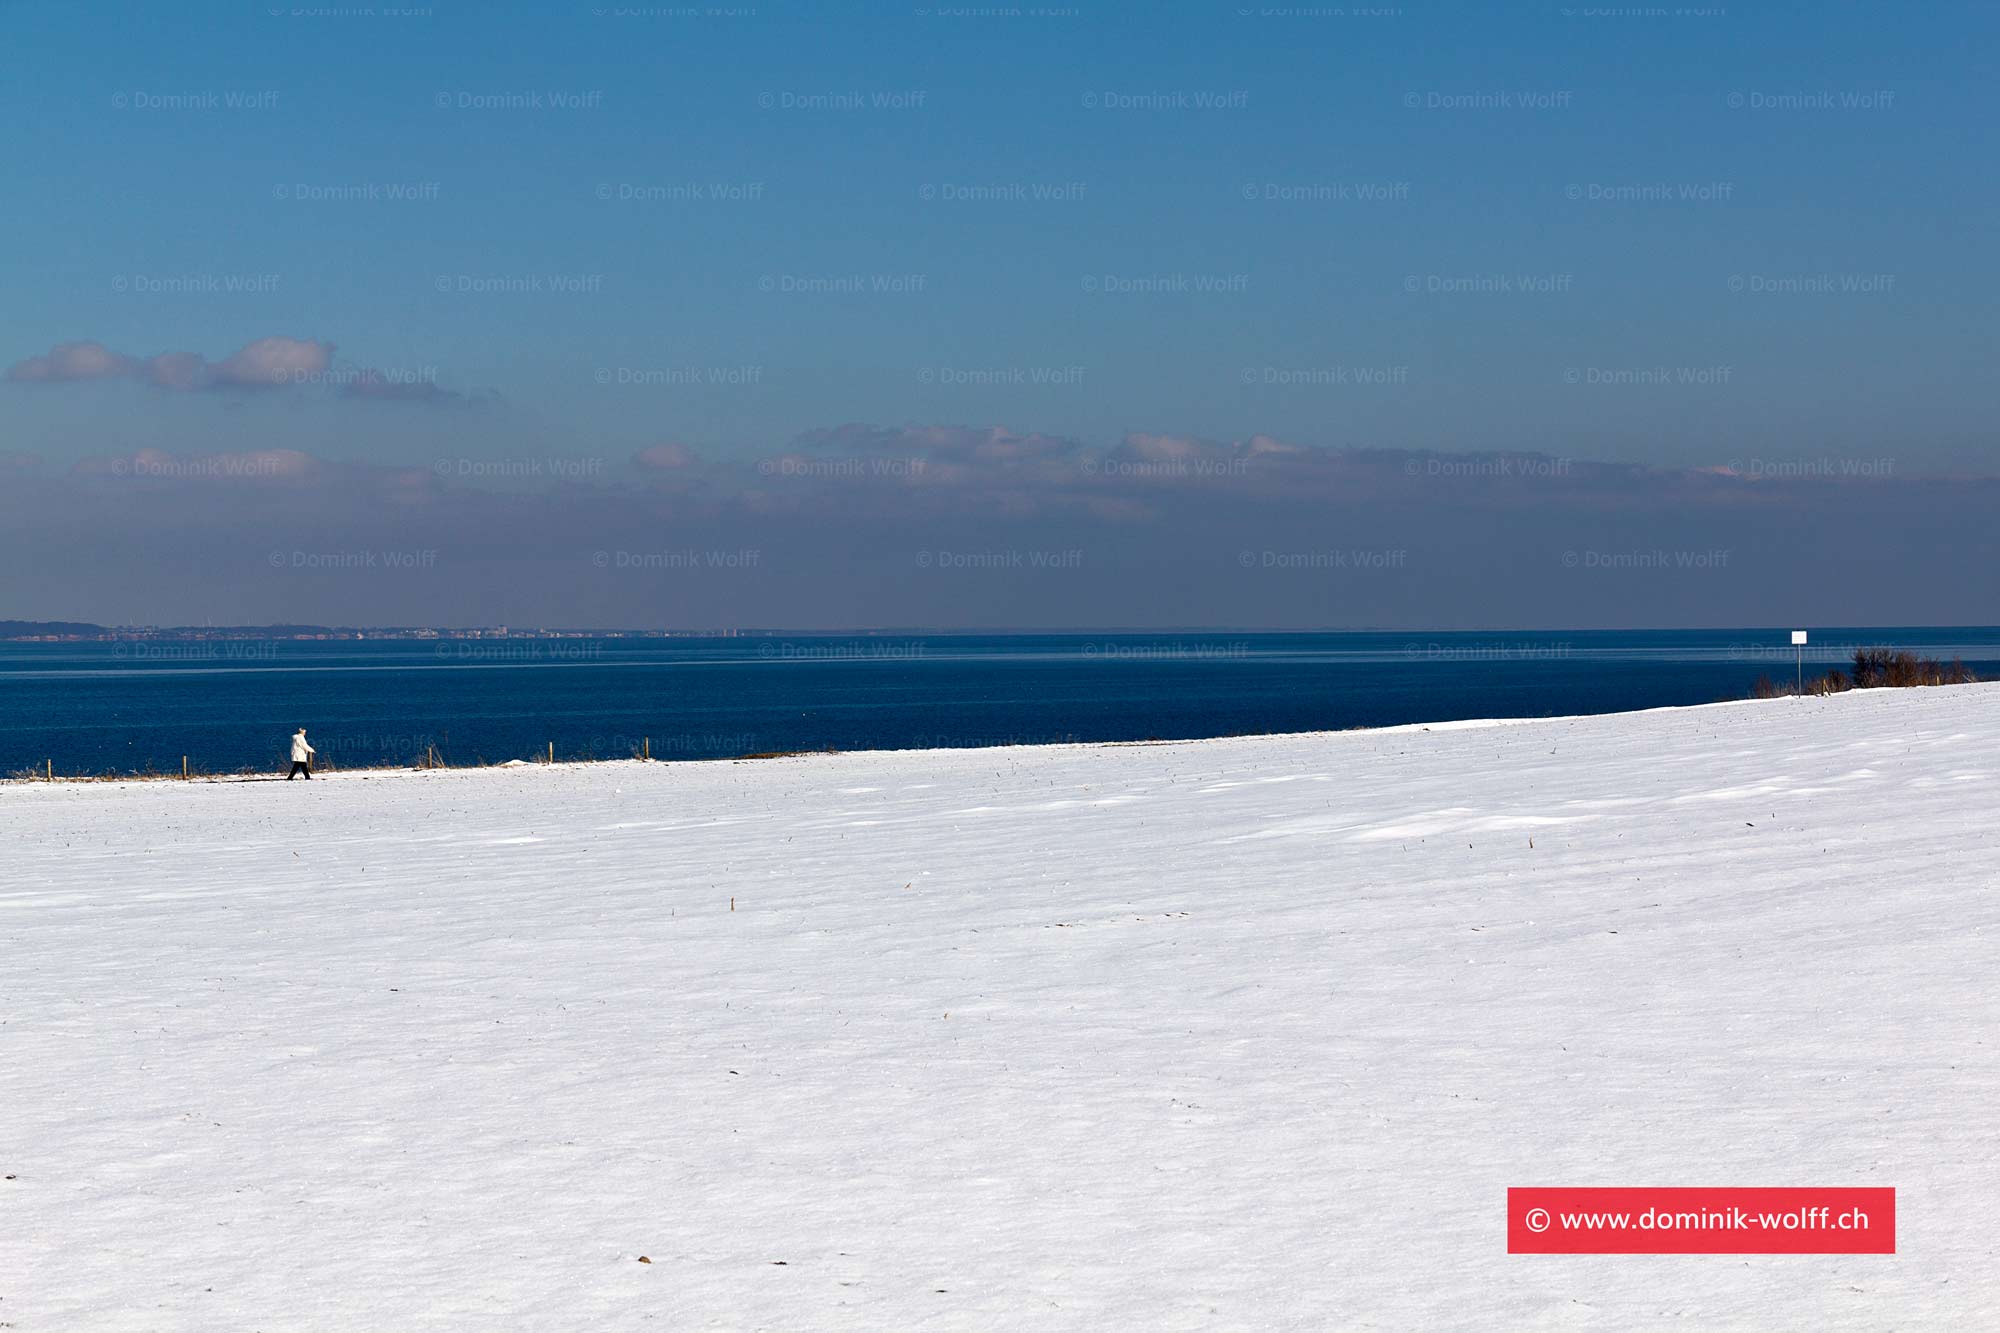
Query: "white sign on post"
1791 630 1808 696
1792 631 1808 646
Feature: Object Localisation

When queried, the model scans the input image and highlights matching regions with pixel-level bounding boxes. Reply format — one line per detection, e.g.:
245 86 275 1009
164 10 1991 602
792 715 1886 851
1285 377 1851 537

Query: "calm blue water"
3 629 1996 776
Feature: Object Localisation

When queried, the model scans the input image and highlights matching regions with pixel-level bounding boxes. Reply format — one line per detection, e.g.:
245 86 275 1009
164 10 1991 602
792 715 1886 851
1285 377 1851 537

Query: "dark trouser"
287 761 312 780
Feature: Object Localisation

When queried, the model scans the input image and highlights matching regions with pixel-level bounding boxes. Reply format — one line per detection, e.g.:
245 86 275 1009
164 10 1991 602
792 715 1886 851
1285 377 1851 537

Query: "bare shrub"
1756 648 1973 701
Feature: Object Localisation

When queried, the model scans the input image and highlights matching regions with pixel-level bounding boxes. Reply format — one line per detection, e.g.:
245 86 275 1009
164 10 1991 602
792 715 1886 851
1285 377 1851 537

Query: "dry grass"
4 745 643 786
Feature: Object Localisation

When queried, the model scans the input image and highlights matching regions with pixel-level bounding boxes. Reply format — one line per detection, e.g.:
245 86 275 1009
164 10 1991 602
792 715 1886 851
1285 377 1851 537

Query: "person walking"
287 728 315 780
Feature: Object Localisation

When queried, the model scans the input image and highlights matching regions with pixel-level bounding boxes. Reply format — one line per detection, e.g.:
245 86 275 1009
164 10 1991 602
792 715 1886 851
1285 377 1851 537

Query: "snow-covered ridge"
7 684 1999 1329
0 684 1776 790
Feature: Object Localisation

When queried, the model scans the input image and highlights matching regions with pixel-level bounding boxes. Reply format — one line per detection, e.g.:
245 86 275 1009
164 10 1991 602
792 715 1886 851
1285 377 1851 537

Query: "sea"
4 628 1997 777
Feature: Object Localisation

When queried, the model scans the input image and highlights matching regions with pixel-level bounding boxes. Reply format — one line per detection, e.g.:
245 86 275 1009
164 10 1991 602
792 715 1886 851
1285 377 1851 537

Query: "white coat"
291 733 315 763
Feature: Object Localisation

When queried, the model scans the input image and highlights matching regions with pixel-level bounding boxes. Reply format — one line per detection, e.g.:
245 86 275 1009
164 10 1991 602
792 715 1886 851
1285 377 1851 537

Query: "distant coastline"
11 620 2000 644
0 620 739 642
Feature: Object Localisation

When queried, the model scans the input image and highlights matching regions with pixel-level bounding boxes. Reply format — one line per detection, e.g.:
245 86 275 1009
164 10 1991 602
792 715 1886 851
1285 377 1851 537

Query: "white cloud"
5 336 334 392
4 340 137 383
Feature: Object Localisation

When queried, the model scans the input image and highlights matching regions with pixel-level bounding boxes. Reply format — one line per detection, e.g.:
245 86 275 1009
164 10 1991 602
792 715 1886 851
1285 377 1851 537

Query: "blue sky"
3 1 1995 627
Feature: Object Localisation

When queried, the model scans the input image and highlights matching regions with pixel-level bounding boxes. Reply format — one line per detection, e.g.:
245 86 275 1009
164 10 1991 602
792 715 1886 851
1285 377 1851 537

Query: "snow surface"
6 686 1999 1330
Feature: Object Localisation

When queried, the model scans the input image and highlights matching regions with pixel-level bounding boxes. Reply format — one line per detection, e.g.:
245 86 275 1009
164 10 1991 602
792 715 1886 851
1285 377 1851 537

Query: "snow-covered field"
6 686 1999 1331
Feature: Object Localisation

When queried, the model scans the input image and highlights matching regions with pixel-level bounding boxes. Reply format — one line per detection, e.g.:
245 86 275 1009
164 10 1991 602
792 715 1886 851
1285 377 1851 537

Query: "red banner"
1508 1187 1895 1254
